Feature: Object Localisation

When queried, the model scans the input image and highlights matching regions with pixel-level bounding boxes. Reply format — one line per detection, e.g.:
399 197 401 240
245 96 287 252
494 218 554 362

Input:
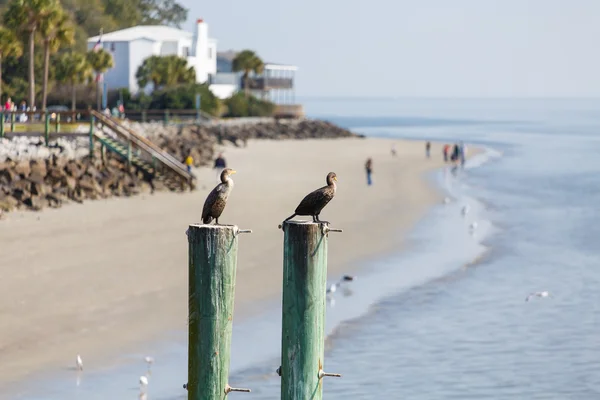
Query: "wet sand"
0 137 448 387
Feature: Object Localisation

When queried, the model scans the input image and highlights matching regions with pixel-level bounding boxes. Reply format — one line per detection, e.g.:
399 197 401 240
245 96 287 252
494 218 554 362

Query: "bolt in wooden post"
187 224 252 399
280 221 336 400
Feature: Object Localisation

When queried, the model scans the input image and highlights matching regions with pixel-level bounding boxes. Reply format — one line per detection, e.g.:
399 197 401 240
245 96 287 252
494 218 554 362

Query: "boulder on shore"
0 153 157 213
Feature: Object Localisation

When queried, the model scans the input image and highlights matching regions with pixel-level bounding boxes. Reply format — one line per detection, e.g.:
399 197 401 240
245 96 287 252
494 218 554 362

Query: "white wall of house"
87 22 217 95
208 84 237 99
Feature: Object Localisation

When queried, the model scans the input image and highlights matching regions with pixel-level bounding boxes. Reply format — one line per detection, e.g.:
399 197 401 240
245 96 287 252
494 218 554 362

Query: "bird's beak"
231 170 237 174
333 176 338 181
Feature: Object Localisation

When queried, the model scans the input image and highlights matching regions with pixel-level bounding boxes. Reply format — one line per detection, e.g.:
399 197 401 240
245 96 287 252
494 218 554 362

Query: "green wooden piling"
164 109 169 125
142 110 147 123
280 221 338 400
0 113 4 138
10 112 14 132
127 140 132 167
44 112 50 146
187 224 251 399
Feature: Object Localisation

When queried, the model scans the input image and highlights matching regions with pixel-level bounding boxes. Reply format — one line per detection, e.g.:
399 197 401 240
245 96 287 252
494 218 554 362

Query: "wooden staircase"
90 110 194 191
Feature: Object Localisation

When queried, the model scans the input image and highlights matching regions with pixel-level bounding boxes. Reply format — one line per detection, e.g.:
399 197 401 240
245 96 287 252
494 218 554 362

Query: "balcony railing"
209 73 239 85
241 77 294 90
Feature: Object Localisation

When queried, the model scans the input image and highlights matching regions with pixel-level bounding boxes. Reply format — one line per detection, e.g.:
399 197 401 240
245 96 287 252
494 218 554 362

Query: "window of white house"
182 47 190 57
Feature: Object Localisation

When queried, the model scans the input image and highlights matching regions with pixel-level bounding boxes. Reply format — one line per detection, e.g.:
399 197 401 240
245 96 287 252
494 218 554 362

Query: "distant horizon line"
295 96 600 101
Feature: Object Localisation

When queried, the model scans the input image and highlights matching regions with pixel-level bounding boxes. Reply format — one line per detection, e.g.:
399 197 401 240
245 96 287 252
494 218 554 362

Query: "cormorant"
283 172 337 224
202 168 236 225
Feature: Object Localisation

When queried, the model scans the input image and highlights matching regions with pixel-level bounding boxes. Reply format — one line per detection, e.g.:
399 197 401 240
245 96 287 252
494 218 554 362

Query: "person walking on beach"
443 144 450 162
214 153 227 182
425 141 431 158
185 153 194 173
451 143 459 163
391 143 397 157
365 158 373 186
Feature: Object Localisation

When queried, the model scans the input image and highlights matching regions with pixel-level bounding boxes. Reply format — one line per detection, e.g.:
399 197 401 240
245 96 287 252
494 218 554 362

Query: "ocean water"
7 98 600 399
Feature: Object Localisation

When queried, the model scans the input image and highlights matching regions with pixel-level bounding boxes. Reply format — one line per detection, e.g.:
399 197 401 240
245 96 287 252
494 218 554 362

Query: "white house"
213 51 299 103
87 19 217 93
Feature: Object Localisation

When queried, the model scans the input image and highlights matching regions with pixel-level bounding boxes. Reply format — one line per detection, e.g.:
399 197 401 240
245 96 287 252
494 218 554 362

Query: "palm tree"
136 55 195 89
86 48 113 110
135 55 163 89
4 0 58 109
55 51 92 111
39 7 74 110
232 50 264 97
0 26 23 102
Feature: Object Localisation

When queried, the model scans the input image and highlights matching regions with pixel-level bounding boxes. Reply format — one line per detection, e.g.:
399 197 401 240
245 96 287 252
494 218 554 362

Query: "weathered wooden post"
280 221 342 400
187 224 252 399
0 113 4 138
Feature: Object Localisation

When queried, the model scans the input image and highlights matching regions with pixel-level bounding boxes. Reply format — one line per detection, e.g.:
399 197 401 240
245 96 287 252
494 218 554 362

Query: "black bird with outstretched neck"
283 172 337 225
202 168 236 225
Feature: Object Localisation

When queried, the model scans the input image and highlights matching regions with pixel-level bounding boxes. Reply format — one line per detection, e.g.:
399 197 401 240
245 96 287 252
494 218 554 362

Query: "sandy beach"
0 137 447 387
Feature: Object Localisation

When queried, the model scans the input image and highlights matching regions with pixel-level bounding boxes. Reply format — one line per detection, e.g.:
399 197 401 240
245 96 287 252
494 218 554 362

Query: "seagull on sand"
76 354 83 371
525 291 551 302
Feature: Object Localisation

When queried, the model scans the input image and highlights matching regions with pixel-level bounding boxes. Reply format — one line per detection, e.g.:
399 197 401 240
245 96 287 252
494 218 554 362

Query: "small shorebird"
461 205 470 216
76 354 83 371
202 168 236 225
444 197 451 204
469 221 478 231
326 275 357 295
326 283 338 295
283 172 337 225
144 356 154 367
525 291 551 302
139 375 149 390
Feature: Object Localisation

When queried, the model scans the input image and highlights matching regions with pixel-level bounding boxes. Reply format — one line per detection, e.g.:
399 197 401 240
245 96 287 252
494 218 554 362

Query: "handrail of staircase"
91 111 192 181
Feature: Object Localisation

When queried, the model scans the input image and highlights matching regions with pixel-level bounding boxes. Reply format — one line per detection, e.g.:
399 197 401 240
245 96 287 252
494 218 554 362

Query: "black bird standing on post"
283 172 337 225
202 168 236 225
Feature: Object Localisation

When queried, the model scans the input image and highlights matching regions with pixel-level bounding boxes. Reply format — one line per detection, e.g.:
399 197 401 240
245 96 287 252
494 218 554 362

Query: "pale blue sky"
179 0 599 97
